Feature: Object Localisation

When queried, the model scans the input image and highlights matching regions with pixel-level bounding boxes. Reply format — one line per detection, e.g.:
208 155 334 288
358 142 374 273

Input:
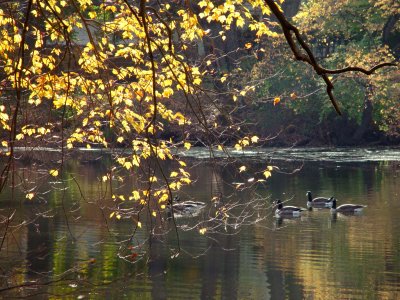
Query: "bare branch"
263 0 397 115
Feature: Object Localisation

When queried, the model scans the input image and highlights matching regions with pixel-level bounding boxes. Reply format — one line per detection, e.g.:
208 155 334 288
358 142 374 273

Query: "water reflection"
0 149 400 299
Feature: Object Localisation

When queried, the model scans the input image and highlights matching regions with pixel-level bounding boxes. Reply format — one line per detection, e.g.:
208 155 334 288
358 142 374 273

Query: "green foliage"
248 0 398 137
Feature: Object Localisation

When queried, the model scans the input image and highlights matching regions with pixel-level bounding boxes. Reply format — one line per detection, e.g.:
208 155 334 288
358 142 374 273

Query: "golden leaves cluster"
0 0 279 212
197 0 278 38
0 1 203 205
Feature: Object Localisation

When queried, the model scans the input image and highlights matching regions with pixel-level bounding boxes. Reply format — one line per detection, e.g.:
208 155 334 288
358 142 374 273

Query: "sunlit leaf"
199 228 207 235
49 169 58 177
263 170 272 178
251 136 259 143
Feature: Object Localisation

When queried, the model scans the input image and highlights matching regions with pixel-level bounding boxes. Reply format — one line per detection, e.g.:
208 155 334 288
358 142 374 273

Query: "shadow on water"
0 148 400 298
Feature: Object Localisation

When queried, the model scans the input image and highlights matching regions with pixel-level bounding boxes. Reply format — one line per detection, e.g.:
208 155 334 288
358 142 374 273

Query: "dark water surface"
1 148 400 299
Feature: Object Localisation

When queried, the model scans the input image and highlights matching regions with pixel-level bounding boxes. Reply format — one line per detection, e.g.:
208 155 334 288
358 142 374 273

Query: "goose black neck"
276 200 283 209
307 191 312 202
331 198 337 209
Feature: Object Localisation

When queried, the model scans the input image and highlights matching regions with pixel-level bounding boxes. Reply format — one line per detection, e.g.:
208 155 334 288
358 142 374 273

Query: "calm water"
1 148 400 299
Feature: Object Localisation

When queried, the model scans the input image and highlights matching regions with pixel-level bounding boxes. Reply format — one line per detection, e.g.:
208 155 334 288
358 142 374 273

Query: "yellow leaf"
88 11 97 19
124 161 133 170
236 18 245 27
273 97 280 106
263 170 272 179
180 177 192 184
217 145 223 151
1 141 8 147
102 175 108 182
290 92 297 99
220 76 227 83
132 156 140 167
137 221 142 228
178 160 187 167
116 214 121 220
49 169 58 177
170 171 179 177
199 228 207 235
132 190 140 200
26 193 35 200
152 211 157 217
109 212 115 218
251 136 259 143
235 183 244 189
239 165 246 173
14 34 22 43
184 142 191 150
149 176 157 182
245 43 252 49
233 95 238 102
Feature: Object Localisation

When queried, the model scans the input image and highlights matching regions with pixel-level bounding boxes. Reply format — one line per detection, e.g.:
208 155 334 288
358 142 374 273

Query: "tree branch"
263 0 397 115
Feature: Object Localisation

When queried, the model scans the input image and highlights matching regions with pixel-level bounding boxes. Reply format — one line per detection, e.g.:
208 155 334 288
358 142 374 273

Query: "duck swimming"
274 199 306 218
306 191 334 209
330 198 366 214
168 196 206 217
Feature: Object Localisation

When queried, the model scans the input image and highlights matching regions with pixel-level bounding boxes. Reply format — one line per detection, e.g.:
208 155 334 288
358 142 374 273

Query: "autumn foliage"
0 0 396 213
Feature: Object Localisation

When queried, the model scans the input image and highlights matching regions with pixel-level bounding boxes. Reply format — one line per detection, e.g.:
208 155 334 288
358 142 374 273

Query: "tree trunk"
382 14 400 58
353 84 374 141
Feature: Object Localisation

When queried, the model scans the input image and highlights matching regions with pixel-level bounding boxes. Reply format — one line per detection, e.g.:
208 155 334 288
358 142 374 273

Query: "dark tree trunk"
382 14 400 58
353 84 374 142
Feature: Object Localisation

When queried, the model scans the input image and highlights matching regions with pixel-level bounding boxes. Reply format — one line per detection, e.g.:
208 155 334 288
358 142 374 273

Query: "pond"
0 147 400 299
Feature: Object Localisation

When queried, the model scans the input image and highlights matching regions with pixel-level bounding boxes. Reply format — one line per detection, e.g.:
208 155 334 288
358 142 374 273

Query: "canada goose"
330 198 366 214
168 196 206 217
274 199 306 218
306 191 334 209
